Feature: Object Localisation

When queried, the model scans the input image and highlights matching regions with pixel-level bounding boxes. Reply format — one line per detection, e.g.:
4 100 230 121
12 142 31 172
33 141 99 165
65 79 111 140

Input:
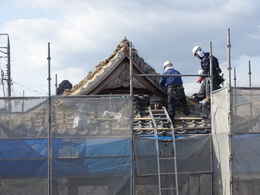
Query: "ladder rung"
151 109 164 112
134 118 169 121
134 118 152 121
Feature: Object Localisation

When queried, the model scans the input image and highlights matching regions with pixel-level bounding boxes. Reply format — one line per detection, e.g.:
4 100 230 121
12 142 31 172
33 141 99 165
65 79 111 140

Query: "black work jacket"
201 52 222 77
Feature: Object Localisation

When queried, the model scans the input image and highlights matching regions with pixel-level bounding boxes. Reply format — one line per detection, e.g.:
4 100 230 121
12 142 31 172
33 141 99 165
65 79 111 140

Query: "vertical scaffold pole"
227 28 233 195
130 41 133 98
227 28 232 89
248 60 252 88
248 60 253 131
7 36 11 97
129 41 135 195
47 42 53 195
55 74 58 95
209 41 213 94
234 68 237 89
209 41 214 195
233 68 237 115
22 90 25 112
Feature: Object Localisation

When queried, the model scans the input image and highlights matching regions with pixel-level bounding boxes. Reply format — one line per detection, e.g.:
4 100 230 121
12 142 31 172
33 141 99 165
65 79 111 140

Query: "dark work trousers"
167 85 189 119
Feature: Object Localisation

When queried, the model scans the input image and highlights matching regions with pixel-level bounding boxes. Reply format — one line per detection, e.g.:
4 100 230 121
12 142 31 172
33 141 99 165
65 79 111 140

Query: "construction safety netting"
0 95 213 195
0 96 132 195
212 87 260 195
134 134 212 195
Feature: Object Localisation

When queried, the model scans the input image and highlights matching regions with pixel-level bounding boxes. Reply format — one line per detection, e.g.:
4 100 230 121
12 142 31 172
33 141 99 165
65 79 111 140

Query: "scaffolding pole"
47 42 53 195
22 90 25 112
209 41 214 195
248 60 252 88
209 41 213 94
248 60 253 131
234 67 237 89
129 41 135 195
130 41 133 98
55 73 58 95
7 36 11 97
227 28 232 89
233 67 237 115
1 70 5 97
227 28 233 195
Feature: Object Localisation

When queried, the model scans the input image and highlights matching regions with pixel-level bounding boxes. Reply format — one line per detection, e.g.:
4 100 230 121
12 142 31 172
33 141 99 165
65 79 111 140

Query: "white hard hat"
192 45 202 56
163 60 173 69
198 69 203 75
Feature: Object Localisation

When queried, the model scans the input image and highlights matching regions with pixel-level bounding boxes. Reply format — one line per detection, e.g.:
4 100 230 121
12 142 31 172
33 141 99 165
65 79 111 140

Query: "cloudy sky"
1 0 260 96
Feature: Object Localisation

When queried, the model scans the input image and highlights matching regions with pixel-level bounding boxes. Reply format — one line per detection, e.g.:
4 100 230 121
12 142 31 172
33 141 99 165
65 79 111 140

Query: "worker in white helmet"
192 45 224 101
160 60 190 121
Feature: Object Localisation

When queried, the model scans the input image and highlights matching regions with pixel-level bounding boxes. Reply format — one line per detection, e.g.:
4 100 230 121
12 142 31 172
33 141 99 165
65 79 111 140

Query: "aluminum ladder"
148 106 179 195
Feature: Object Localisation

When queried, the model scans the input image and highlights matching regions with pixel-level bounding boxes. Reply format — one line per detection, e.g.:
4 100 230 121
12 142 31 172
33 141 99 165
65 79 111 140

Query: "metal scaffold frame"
2 28 251 195
227 28 233 195
129 38 216 195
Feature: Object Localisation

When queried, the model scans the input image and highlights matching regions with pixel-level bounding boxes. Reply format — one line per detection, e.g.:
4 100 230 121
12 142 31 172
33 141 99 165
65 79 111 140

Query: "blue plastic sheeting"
0 139 48 159
0 138 131 178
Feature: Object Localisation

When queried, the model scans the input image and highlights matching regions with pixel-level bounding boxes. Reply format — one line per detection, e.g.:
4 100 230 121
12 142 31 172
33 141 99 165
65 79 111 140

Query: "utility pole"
0 34 12 97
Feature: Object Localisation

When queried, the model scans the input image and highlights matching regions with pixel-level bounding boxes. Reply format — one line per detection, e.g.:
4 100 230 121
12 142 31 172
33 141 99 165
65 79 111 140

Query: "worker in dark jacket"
192 46 224 102
160 60 190 120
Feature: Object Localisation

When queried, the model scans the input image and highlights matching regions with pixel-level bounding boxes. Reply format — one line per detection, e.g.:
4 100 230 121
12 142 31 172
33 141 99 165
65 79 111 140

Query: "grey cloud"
3 0 260 95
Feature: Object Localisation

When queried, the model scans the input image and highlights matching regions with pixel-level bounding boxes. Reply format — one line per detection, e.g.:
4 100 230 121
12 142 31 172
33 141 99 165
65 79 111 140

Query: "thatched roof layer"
65 38 161 95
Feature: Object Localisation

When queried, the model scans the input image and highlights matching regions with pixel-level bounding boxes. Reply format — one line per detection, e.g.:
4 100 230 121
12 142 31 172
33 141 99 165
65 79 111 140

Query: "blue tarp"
0 135 200 178
0 138 131 178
